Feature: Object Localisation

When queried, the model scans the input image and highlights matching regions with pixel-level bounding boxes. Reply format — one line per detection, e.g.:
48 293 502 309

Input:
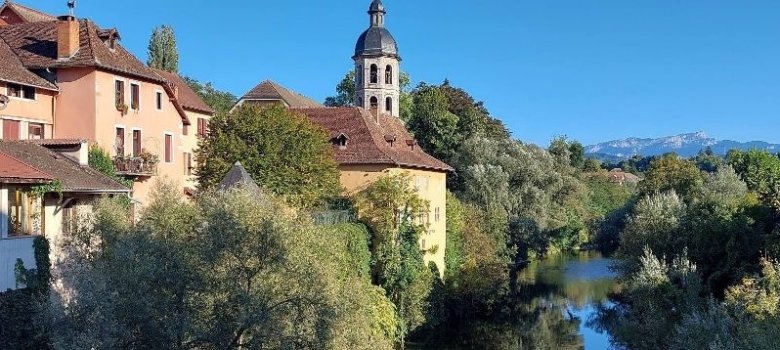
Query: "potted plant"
116 102 129 115
139 149 159 174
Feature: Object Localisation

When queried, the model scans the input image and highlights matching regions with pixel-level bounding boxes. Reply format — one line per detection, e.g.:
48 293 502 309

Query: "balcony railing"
114 156 159 177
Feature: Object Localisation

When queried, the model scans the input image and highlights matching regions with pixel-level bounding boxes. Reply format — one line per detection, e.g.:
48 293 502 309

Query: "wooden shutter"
3 119 20 140
165 134 172 163
132 130 141 156
115 127 125 155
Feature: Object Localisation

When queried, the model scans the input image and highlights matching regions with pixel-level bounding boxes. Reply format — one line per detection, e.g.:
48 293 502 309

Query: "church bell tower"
353 0 400 118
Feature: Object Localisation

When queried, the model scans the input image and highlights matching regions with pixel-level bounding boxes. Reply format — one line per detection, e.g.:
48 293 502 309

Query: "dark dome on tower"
354 28 398 58
354 0 400 59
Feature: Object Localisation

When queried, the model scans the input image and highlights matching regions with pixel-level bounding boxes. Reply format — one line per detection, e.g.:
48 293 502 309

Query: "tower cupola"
353 0 401 118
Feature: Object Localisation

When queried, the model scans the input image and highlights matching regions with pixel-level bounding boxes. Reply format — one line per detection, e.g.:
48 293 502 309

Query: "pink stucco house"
0 1 214 207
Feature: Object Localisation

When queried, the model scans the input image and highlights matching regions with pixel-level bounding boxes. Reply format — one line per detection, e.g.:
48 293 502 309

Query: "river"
518 251 619 349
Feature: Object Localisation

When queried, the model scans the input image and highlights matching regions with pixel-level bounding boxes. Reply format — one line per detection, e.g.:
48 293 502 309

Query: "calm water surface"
519 252 619 349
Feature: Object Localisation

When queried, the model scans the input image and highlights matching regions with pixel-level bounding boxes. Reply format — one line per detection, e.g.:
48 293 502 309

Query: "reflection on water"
412 252 618 349
519 252 619 349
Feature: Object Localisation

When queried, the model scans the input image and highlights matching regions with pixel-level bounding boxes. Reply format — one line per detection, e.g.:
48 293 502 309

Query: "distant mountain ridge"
586 132 779 161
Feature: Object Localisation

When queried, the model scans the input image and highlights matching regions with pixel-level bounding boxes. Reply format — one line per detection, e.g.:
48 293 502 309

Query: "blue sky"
30 0 780 146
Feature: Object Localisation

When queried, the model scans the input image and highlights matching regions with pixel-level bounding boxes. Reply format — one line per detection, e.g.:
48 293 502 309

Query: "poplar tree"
147 25 179 73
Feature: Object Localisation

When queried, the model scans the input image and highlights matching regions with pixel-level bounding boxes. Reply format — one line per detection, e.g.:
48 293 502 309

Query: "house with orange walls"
0 3 213 207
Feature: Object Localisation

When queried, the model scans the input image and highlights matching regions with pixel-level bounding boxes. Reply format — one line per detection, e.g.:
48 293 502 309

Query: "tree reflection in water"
411 252 619 349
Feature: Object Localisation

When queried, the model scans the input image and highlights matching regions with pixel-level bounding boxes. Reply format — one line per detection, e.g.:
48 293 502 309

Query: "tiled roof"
26 138 86 146
0 9 193 126
241 80 322 108
153 69 214 115
0 151 52 183
0 19 165 83
0 140 129 193
0 1 56 23
293 107 452 172
219 161 262 195
0 36 57 90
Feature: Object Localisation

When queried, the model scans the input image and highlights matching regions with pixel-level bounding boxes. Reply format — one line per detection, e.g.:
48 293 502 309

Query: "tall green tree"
147 25 179 73
355 174 434 347
196 104 340 208
407 85 460 162
183 77 237 116
324 71 356 107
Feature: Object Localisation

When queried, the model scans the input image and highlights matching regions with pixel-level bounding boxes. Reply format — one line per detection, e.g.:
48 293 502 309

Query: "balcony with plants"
113 149 159 177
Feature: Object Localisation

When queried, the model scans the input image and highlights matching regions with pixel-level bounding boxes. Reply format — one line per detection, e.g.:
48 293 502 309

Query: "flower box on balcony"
113 155 159 177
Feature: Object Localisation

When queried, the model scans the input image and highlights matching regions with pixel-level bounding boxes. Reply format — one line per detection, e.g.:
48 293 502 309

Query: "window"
22 86 35 100
197 118 209 137
61 199 79 236
7 83 21 98
184 152 192 175
356 65 363 85
385 65 393 84
156 92 163 110
370 96 378 111
435 207 440 222
130 83 140 110
132 130 141 157
8 188 42 237
28 123 44 140
2 119 20 140
334 134 348 149
164 134 173 163
115 80 125 106
7 83 34 100
385 97 392 112
370 64 378 84
115 127 125 156
414 176 429 191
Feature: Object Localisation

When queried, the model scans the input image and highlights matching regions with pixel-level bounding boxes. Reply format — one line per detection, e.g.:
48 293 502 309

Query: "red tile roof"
153 69 214 115
0 1 56 24
0 19 164 83
0 35 58 90
25 138 86 146
0 150 52 183
0 17 193 125
241 80 322 108
293 107 452 172
0 140 129 193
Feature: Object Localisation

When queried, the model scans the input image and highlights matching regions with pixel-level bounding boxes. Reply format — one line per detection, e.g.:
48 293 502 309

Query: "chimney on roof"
57 15 79 59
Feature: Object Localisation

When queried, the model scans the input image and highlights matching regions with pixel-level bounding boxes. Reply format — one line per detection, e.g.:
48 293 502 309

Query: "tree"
196 104 341 208
47 182 395 349
727 149 780 210
354 174 434 347
617 192 686 274
407 86 460 162
639 154 704 200
147 25 179 73
88 144 133 189
324 71 356 107
549 136 585 170
183 77 238 116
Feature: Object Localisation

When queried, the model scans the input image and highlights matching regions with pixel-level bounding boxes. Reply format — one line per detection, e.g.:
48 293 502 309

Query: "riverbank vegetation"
595 149 780 349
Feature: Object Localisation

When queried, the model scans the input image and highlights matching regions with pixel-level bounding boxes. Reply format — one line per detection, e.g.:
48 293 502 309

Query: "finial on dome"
369 0 385 14
368 0 386 27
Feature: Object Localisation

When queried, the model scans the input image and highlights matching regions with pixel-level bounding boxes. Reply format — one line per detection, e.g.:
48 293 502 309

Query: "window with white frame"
130 83 140 110
7 83 35 100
